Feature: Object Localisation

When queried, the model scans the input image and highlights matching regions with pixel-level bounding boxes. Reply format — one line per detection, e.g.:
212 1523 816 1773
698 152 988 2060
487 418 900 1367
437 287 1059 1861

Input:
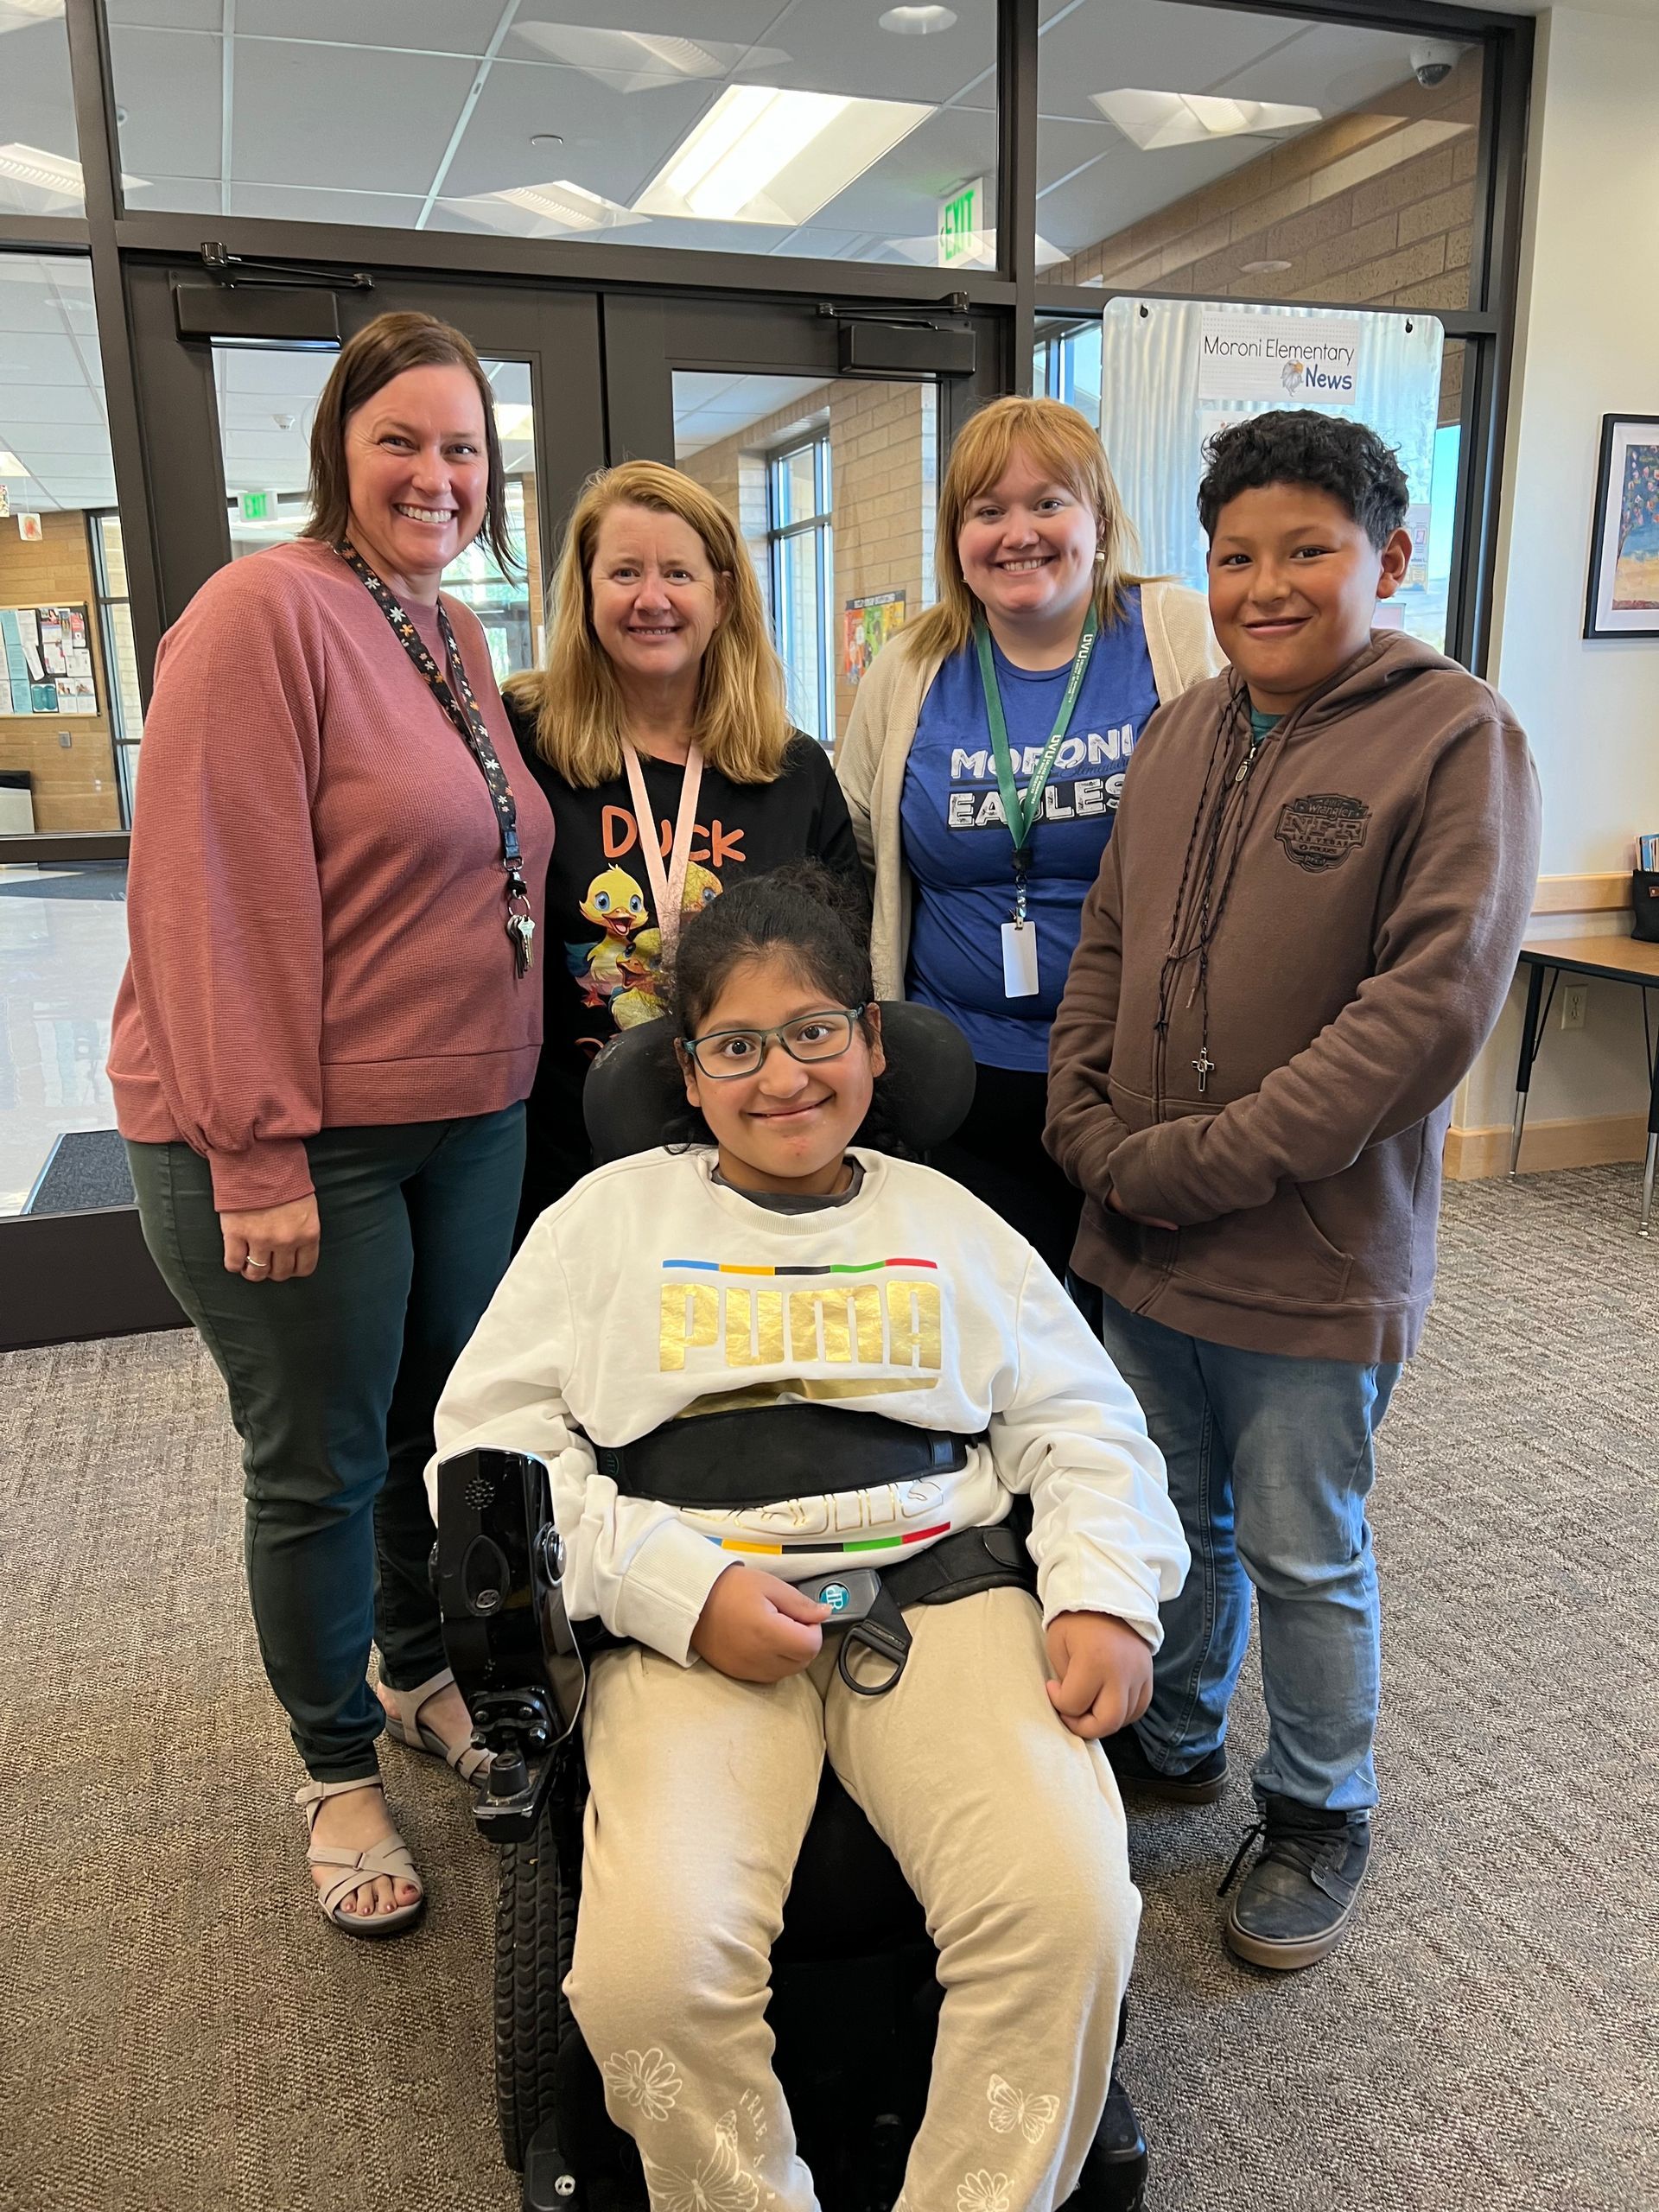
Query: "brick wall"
1044 51 1484 425
680 378 935 745
0 509 123 833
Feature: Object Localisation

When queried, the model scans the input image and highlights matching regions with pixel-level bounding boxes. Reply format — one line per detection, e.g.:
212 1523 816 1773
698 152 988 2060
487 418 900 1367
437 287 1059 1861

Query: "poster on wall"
0 604 98 715
844 590 906 686
1098 299 1446 647
1585 414 1659 638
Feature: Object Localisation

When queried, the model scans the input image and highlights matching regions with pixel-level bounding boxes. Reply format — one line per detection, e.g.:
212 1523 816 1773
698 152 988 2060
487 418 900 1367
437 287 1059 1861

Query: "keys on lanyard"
506 883 537 977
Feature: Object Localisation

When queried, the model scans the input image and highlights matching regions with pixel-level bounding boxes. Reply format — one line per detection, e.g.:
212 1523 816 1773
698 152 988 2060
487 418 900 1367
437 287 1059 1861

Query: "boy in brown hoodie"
1046 411 1540 1970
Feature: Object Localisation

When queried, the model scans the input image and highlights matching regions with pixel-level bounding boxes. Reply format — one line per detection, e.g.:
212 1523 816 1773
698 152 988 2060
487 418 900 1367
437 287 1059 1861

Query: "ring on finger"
243 1257 271 1274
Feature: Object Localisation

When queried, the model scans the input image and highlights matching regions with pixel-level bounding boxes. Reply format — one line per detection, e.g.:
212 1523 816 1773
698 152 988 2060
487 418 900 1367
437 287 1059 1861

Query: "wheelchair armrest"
435 1447 588 1843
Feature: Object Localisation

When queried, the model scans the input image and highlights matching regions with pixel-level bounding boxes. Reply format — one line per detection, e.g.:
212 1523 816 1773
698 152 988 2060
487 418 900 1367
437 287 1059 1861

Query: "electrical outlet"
1560 983 1587 1031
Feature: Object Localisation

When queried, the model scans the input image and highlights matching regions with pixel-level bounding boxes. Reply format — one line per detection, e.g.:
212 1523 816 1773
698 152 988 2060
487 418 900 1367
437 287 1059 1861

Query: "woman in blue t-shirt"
839 396 1217 1276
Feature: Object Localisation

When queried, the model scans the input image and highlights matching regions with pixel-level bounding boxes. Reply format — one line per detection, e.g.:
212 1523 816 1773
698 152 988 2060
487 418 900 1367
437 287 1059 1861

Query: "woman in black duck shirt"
506 461 862 1230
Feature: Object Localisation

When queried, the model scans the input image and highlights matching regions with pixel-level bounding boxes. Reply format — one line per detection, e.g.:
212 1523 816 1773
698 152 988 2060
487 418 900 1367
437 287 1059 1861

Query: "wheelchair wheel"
494 1783 577 2173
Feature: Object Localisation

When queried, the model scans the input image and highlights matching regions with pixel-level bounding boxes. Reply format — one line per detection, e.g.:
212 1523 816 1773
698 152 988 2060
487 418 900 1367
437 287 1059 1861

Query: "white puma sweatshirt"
429 1146 1188 1666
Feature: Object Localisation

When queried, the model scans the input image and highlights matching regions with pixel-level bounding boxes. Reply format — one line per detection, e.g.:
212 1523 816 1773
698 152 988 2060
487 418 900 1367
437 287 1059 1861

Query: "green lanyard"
973 605 1100 918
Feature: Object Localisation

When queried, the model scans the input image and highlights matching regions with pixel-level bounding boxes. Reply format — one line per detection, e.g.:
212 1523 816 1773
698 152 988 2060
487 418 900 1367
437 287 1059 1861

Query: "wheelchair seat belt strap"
830 1509 1039 1699
836 1582 913 1698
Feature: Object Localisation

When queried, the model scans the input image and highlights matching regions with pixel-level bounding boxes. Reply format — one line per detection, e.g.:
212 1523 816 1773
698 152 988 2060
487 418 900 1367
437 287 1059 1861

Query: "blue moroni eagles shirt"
900 588 1159 1071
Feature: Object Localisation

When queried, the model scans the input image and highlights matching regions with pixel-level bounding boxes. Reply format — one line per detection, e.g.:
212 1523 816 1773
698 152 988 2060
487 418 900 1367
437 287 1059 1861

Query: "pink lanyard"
621 739 705 960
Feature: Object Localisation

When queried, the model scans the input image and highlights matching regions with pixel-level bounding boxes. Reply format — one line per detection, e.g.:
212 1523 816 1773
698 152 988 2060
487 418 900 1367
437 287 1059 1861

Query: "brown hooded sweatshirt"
1045 631 1541 1365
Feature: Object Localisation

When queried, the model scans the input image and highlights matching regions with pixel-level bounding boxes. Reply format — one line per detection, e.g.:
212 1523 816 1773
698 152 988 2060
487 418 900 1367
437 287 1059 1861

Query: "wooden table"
1511 932 1659 1235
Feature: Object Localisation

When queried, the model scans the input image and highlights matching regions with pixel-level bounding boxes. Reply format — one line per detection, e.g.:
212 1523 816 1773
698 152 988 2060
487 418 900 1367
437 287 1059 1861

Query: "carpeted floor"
2 1166 1655 2212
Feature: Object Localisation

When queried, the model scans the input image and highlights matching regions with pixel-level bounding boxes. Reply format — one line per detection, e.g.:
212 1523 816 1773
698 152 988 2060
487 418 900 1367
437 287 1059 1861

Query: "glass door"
599 293 1000 751
0 270 605 1351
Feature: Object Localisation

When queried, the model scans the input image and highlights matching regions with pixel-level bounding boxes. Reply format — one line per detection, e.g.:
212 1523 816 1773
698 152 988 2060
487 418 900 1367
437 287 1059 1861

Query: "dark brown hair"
300 309 517 570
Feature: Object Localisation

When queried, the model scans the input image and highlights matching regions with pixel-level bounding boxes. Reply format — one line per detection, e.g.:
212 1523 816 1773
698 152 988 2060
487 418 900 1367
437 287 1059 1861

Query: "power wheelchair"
434 1005 1151 2212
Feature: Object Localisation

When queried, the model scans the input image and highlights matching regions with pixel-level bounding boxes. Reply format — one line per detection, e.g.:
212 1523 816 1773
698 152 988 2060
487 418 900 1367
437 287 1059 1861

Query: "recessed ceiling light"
1240 257 1292 273
512 23 786 94
0 142 146 199
493 403 534 440
880 5 957 31
1090 90 1322 150
635 86 933 226
448 179 646 236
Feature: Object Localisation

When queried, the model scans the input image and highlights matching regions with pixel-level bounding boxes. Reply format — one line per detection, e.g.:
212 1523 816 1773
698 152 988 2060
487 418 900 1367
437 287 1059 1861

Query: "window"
767 434 834 747
1036 1 1484 318
1036 318 1104 429
108 3 999 270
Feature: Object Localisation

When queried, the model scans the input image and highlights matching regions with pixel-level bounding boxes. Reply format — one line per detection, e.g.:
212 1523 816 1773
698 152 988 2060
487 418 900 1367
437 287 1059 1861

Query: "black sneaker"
1102 1725 1228 1805
1219 1795 1371 1970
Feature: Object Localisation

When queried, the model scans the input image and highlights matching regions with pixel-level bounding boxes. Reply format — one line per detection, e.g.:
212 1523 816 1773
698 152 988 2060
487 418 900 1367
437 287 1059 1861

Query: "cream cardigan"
835 581 1221 999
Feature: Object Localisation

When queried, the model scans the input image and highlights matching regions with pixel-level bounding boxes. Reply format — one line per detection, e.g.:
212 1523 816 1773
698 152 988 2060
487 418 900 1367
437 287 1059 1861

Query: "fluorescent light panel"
0 0 67 28
511 23 787 94
1090 90 1322 150
635 86 933 227
0 450 29 475
445 180 645 237
0 141 146 199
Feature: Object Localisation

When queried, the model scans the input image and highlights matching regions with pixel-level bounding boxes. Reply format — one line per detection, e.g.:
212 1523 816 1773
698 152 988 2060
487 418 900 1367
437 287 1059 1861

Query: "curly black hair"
1197 410 1409 550
659 862 906 1155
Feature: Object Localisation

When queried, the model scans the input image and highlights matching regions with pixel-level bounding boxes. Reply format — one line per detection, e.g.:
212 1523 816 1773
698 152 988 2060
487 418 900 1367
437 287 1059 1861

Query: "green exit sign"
238 488 281 524
938 177 984 266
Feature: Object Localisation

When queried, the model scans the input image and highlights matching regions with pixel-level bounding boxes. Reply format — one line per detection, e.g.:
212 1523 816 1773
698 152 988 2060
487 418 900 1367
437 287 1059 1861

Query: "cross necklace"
1186 721 1268 1098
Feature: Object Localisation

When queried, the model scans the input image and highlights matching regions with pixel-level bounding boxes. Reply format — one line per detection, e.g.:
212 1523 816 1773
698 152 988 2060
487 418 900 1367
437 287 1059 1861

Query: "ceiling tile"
238 1 506 51
231 40 475 196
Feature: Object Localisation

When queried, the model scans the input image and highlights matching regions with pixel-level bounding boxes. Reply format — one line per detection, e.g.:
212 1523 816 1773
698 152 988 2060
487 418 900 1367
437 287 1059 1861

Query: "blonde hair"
506 460 794 788
907 396 1148 664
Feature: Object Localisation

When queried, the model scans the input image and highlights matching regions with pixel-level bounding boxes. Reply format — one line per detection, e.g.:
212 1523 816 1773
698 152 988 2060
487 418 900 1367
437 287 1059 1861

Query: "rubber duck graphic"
569 866 649 1007
683 861 722 913
610 947 664 1029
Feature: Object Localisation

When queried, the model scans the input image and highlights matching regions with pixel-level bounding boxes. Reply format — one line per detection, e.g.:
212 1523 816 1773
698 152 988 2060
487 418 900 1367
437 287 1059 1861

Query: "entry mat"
24 1129 135 1216
0 866 127 902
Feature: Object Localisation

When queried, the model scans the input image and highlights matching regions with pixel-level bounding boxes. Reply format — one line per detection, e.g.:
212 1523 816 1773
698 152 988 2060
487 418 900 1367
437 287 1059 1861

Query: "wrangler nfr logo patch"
1274 792 1371 874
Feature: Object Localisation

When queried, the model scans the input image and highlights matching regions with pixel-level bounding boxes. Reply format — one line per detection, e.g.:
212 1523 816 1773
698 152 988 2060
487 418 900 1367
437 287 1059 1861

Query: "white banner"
1198 308 1361 405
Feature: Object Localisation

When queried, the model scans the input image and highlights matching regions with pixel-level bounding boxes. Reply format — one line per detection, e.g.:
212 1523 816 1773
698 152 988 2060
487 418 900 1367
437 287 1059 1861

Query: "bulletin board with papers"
1 603 99 715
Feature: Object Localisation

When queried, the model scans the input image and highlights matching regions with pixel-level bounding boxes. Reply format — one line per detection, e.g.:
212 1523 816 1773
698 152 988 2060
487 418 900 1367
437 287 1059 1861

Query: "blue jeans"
1096 1295 1400 1815
128 1107 524 1781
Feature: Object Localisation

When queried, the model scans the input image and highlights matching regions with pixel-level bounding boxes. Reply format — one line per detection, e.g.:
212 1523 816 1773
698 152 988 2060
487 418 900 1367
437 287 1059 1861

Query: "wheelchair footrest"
522 2122 578 2210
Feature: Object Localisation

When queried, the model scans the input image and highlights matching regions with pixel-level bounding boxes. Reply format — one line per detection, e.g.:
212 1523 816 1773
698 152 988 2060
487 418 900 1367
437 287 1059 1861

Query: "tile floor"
0 863 129 1217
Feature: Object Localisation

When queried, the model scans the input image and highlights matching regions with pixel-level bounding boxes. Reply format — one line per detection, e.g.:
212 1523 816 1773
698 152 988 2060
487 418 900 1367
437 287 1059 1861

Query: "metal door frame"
1 268 607 1351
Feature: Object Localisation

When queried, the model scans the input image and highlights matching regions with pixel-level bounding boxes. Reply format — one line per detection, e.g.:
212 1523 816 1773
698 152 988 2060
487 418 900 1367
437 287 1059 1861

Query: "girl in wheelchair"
432 867 1188 2212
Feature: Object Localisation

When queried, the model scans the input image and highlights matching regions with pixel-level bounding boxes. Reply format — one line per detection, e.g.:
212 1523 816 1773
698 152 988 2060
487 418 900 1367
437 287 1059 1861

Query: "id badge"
1001 918 1039 998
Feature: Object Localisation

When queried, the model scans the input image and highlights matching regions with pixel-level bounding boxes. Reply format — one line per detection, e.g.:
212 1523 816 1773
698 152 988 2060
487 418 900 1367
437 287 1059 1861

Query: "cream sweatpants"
565 1587 1140 2212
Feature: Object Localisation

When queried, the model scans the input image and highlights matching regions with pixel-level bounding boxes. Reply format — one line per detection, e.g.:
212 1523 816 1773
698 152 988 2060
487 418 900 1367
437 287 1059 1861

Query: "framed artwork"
1585 414 1659 638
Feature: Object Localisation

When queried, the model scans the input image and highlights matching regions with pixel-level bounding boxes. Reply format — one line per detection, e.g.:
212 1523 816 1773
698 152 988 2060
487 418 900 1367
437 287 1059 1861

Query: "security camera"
1409 41 1459 88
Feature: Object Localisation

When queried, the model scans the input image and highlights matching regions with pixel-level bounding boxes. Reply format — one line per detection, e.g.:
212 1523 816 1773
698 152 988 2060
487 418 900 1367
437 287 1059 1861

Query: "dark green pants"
127 1107 524 1782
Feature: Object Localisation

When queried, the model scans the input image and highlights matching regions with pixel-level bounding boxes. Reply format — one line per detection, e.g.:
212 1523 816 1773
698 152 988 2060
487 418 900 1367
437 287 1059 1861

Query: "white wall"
1458 3 1659 1140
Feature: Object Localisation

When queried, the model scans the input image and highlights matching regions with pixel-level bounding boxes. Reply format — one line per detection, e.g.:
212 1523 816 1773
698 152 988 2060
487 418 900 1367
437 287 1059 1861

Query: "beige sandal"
378 1665 493 1786
296 1777 425 1940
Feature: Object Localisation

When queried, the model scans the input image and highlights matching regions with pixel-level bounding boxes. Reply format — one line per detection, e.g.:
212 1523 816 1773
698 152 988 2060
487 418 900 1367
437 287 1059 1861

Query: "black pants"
929 1061 1082 1281
128 1108 524 1780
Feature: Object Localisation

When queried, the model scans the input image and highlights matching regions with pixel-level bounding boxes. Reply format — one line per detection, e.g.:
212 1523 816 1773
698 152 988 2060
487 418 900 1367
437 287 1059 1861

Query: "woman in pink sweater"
111 312 553 1937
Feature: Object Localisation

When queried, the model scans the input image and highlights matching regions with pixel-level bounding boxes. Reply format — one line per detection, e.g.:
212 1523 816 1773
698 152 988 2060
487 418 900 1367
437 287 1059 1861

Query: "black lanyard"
334 540 534 977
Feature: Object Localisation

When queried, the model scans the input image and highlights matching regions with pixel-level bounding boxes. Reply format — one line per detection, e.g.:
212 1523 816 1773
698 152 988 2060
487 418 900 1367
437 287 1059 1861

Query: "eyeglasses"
683 1005 868 1081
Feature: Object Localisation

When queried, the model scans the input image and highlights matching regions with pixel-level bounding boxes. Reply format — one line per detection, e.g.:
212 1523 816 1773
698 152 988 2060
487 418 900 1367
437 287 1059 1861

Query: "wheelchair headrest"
582 1001 976 1166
